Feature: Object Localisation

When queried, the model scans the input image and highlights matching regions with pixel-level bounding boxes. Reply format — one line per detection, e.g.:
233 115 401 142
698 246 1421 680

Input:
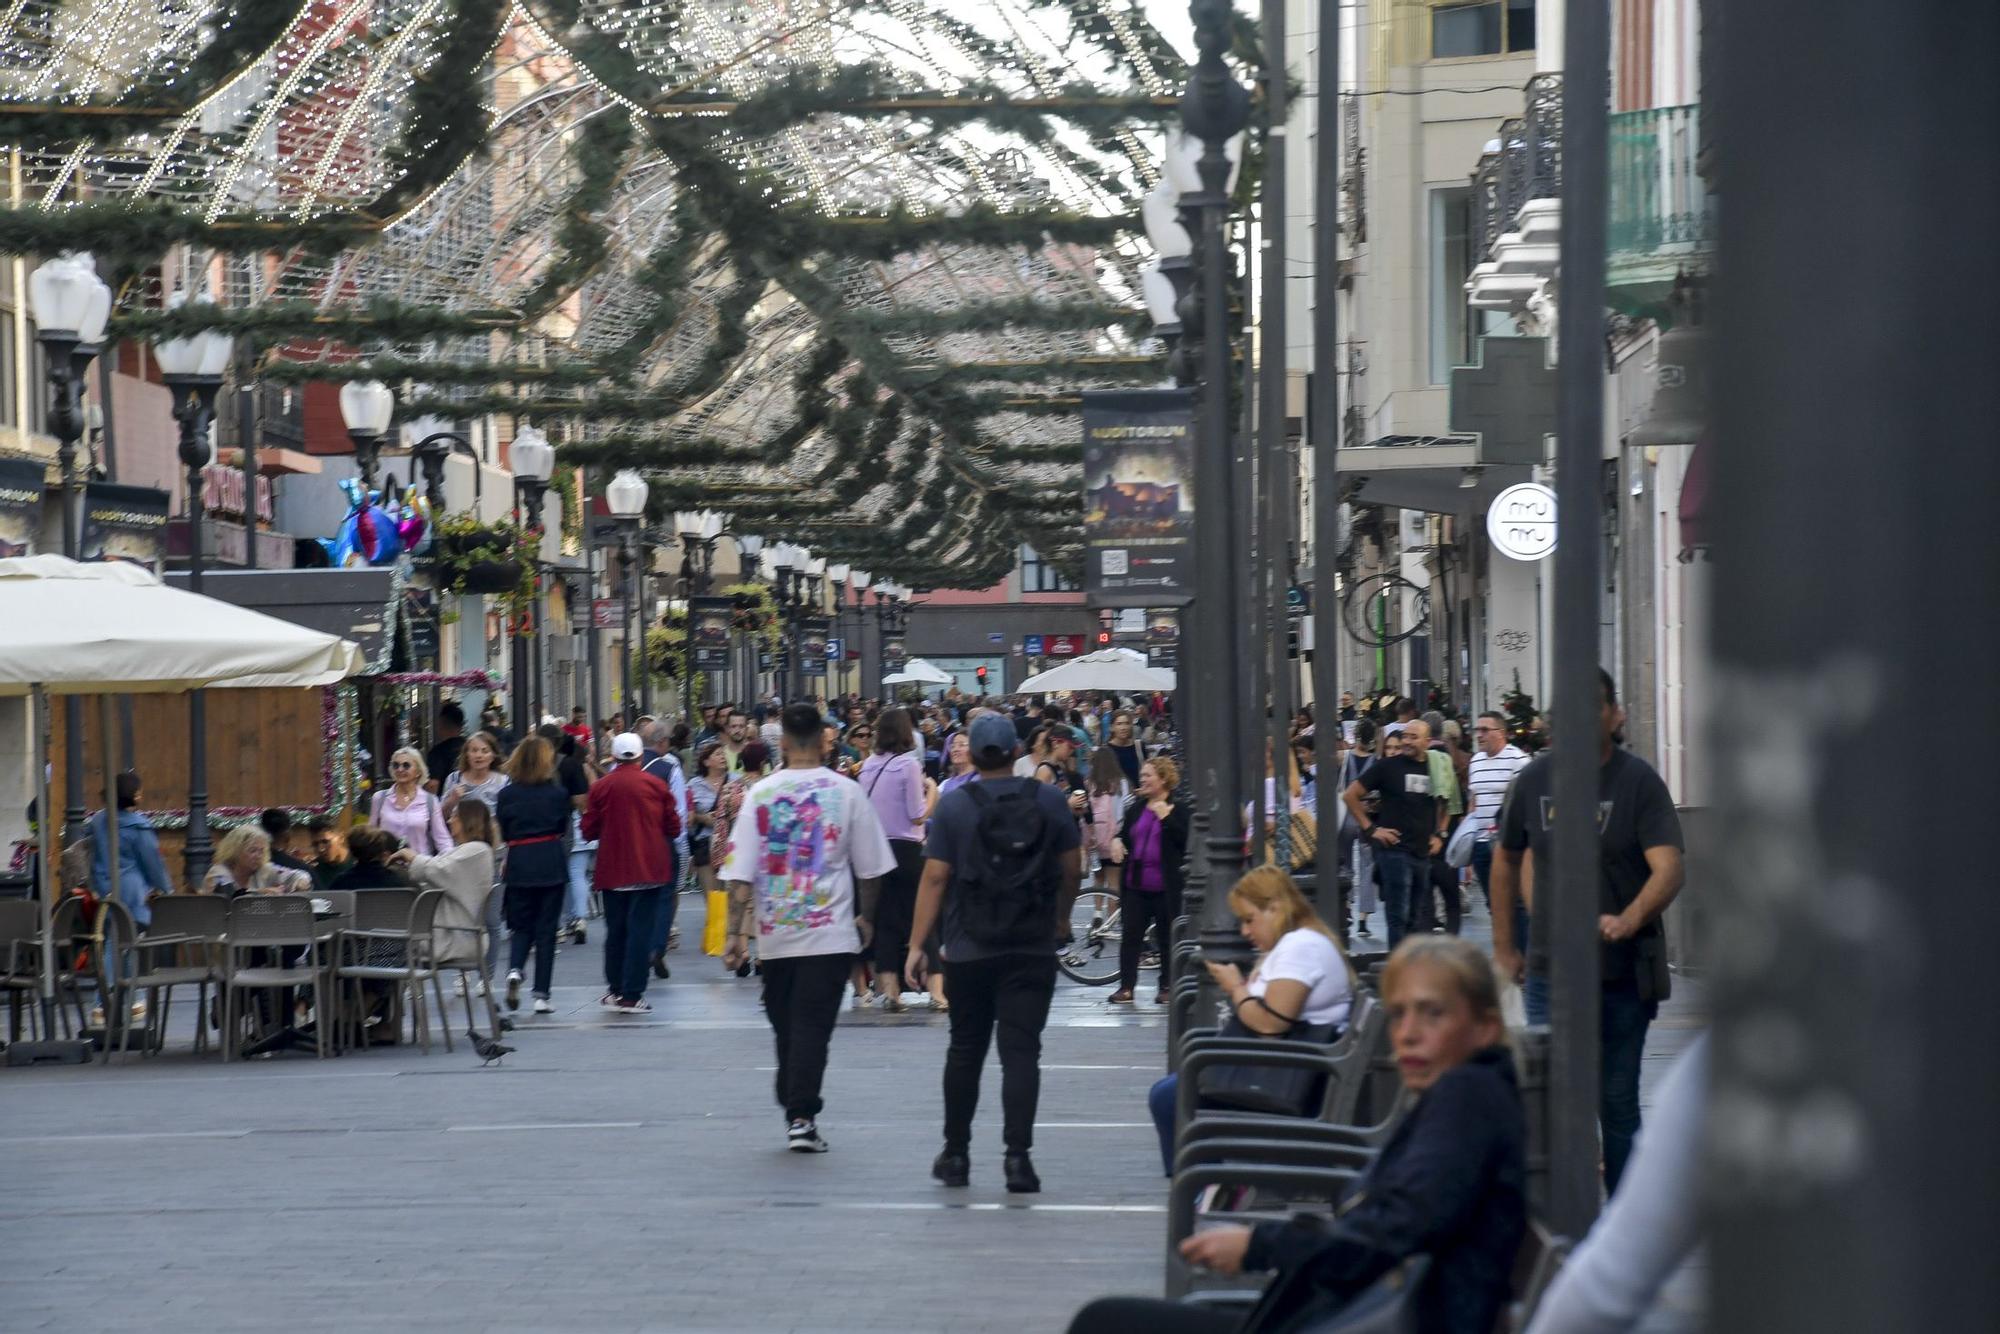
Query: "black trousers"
760 952 852 1121
873 838 926 973
1117 885 1179 993
503 882 565 997
942 951 1057 1154
1066 1296 1237 1334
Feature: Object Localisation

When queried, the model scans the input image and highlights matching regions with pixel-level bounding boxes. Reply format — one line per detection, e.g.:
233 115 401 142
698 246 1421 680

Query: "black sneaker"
787 1119 828 1153
1003 1152 1041 1194
931 1149 970 1187
651 950 670 980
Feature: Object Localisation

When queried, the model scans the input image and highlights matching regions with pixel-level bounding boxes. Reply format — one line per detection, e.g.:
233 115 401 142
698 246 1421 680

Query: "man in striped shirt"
1465 712 1529 925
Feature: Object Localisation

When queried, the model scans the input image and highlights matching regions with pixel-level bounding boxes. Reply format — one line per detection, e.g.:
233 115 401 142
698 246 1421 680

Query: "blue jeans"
1470 838 1494 908
565 847 593 923
1524 969 1549 1026
1373 846 1422 948
1600 979 1657 1195
647 840 686 956
1149 1074 1179 1177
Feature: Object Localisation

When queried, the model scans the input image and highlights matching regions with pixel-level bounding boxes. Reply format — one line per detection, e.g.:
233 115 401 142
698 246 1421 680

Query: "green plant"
429 511 538 622
1500 670 1545 753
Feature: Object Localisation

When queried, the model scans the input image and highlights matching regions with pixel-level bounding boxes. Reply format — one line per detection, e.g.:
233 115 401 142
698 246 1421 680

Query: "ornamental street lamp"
735 533 765 698
825 563 849 696
675 510 723 729
29 252 111 844
511 426 556 722
403 394 480 511
1179 0 1255 1005
605 468 648 721
153 301 234 887
769 543 801 701
338 380 395 496
847 568 872 692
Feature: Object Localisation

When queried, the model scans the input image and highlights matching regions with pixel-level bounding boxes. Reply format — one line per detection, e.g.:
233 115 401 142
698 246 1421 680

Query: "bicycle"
1058 890 1163 985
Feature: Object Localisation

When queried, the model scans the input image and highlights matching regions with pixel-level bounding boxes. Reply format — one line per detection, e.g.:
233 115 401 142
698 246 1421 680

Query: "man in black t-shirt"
1341 721 1443 948
1492 667 1684 1194
425 702 466 793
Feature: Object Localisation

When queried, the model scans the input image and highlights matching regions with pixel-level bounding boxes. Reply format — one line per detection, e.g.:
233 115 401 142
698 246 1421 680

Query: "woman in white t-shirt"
1146 867 1355 1174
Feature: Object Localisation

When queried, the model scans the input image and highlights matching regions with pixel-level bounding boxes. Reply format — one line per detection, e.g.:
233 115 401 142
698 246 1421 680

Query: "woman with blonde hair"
1142 866 1354 1171
202 826 311 895
372 745 453 856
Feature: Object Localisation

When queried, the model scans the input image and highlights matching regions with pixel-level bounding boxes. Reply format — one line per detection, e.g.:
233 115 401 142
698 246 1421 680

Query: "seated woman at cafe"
1072 936 1525 1334
200 826 312 896
391 801 497 972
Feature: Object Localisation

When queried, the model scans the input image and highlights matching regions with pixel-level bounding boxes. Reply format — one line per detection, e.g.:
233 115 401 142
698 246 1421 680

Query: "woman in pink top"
372 746 455 856
858 708 930 1011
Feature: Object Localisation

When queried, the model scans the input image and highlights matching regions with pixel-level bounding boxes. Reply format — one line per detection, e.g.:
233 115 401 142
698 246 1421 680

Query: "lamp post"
735 533 764 700
28 253 111 843
605 469 648 722
675 510 722 730
770 543 799 702
1179 0 1255 998
338 380 394 497
874 582 906 698
848 568 872 697
511 426 556 725
403 397 477 512
825 563 849 698
153 307 235 886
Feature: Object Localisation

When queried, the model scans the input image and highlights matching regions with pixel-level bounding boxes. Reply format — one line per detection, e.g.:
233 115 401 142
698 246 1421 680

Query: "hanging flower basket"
460 559 525 595
433 525 513 562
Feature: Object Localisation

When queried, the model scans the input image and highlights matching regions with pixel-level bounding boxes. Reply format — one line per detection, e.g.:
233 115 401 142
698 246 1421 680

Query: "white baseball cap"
611 732 643 760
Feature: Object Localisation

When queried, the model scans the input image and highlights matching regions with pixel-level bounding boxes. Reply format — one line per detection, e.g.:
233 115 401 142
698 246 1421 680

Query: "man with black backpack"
907 713 1081 1193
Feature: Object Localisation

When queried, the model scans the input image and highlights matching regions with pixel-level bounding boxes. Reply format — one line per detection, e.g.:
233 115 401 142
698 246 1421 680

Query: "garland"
0 199 378 258
269 354 606 391
366 0 510 223
919 355 1166 389
113 299 513 345
517 104 634 316
843 296 1146 338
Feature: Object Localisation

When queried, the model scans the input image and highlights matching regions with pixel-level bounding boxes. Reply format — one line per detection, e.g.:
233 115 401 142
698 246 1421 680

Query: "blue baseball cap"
968 714 1020 765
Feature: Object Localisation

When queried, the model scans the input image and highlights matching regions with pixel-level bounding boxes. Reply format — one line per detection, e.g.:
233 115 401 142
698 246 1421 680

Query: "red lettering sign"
1045 634 1083 657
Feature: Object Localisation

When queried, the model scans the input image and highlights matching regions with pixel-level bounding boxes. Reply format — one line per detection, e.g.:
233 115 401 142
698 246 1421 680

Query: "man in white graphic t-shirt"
721 702 895 1154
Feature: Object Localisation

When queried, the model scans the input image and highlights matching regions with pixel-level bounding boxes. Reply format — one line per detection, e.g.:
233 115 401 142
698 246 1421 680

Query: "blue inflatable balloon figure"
319 477 404 568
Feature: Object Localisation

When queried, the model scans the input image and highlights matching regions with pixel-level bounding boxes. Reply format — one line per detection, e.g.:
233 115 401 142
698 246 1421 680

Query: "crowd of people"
75 667 1694 1332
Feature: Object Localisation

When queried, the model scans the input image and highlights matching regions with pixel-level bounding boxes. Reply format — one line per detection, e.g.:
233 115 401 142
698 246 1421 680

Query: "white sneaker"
504 970 523 1012
532 997 555 1015
786 1119 829 1153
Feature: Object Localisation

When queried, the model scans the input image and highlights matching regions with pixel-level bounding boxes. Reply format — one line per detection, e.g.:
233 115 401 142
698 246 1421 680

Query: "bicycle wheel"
1058 890 1123 985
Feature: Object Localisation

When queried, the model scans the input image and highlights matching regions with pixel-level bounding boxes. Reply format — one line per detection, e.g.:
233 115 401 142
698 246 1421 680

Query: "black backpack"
956 779 1059 949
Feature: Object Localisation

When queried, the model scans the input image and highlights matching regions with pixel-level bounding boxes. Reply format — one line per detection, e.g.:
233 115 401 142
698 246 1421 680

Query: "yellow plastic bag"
702 889 729 956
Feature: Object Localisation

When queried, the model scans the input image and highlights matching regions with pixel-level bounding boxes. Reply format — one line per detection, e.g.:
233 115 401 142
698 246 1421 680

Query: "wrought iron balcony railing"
1608 105 1714 261
215 382 307 454
1470 72 1563 262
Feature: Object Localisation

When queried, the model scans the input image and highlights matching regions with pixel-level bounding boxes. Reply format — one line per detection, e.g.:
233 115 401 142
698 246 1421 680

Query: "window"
1430 188 1510 384
1018 544 1075 593
1432 0 1536 59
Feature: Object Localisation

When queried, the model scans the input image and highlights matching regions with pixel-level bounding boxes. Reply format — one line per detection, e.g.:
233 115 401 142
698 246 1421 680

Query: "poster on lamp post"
81 481 170 571
1081 388 1195 608
797 616 831 678
689 595 735 671
0 457 43 556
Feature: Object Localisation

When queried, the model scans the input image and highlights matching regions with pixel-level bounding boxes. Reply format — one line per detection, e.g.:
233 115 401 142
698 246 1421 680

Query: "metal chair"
431 883 502 1040
0 898 45 1042
222 896 329 1061
129 896 229 1056
329 887 415 1052
337 889 450 1054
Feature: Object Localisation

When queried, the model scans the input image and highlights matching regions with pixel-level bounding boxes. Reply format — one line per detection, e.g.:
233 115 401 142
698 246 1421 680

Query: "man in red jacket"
581 732 682 1013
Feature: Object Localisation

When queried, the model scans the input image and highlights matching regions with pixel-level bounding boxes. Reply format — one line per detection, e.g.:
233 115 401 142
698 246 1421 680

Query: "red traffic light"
1094 630 1112 646
975 665 988 681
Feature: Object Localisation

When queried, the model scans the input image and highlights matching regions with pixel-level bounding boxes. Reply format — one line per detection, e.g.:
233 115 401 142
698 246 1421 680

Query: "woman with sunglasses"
371 747 453 858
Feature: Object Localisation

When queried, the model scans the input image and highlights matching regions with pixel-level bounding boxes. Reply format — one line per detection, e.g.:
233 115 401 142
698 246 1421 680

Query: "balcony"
214 381 308 455
1466 72 1562 314
1607 104 1716 322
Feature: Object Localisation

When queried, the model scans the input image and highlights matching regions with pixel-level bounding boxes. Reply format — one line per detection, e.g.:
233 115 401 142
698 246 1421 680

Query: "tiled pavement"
1 893 1705 1333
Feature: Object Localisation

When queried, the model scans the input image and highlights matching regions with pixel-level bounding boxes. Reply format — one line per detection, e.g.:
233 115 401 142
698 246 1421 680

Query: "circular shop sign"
1486 482 1558 561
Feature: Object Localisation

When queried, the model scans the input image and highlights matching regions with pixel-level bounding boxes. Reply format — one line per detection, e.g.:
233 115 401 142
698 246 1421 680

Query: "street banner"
689 595 734 671
81 481 169 570
1146 608 1179 669
1081 388 1195 607
592 598 626 630
882 633 907 670
0 457 44 557
797 615 831 678
826 636 844 661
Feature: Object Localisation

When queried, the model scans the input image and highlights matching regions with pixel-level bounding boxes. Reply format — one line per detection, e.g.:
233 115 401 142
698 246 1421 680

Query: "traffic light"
1094 630 1112 648
975 665 988 685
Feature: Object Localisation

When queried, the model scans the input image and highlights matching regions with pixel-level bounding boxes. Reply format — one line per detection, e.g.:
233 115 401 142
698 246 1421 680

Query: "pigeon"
468 1031 515 1065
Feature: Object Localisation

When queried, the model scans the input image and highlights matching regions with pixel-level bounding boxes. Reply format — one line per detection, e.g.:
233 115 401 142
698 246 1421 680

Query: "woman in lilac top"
371 746 455 857
938 731 977 796
859 708 930 1010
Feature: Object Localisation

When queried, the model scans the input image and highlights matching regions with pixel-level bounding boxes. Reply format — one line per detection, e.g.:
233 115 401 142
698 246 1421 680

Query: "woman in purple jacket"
858 707 930 1011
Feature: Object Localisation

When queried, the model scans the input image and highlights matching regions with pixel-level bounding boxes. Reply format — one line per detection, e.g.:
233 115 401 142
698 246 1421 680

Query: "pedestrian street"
3 895 1704 1334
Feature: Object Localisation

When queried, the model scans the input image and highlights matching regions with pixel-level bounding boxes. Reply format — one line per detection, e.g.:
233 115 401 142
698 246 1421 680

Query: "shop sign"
1487 482 1558 561
1081 388 1195 606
